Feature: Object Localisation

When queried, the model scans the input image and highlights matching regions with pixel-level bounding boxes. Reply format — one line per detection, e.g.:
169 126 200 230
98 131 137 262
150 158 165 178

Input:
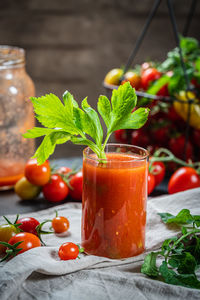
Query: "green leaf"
147 75 170 95
180 36 199 54
63 90 79 109
160 261 200 289
108 82 137 133
141 252 159 277
97 95 111 128
193 215 200 228
177 252 197 274
30 94 80 135
81 97 103 148
23 127 55 138
158 209 193 225
73 107 96 141
33 131 71 164
114 107 149 130
71 136 100 157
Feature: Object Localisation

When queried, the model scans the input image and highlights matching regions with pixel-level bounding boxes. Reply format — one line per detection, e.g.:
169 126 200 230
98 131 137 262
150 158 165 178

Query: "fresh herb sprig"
141 209 200 289
23 82 149 164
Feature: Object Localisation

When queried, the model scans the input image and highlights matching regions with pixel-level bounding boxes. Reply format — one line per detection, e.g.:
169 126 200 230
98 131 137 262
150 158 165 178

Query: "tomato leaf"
97 95 111 128
141 252 159 277
158 209 194 225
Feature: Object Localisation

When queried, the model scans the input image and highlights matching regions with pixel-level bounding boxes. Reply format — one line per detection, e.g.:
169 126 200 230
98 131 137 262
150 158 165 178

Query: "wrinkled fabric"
0 188 200 300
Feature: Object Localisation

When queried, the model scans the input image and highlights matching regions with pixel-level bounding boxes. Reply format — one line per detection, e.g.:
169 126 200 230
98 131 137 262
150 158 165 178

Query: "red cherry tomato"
69 171 83 201
25 158 51 186
156 84 169 97
16 217 40 236
153 125 169 146
114 129 127 143
52 216 70 233
141 68 161 90
42 174 69 203
168 167 200 194
58 242 79 260
193 129 200 148
131 129 150 147
57 167 72 175
8 232 41 255
169 136 193 161
151 161 165 186
148 173 156 195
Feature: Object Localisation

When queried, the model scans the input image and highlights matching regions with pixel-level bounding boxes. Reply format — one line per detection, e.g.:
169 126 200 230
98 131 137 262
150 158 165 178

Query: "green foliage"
24 82 149 164
141 208 200 290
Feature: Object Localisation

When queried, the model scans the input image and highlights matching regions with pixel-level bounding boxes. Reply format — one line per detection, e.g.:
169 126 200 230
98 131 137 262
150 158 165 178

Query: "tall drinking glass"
82 144 148 259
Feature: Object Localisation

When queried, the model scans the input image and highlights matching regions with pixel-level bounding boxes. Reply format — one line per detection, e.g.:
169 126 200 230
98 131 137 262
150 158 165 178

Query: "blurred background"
0 0 200 158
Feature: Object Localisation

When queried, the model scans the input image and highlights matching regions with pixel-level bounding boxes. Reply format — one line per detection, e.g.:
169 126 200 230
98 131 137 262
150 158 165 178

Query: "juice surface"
82 152 148 259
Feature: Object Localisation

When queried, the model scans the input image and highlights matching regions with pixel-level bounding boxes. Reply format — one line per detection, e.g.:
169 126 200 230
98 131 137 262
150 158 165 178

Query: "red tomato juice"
82 151 148 259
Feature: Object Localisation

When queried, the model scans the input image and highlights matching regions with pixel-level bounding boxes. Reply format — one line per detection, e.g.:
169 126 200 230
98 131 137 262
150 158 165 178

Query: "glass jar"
82 144 148 259
0 46 35 189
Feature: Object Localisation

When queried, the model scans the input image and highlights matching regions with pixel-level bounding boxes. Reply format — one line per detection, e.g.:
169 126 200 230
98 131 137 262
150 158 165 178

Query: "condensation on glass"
0 46 35 189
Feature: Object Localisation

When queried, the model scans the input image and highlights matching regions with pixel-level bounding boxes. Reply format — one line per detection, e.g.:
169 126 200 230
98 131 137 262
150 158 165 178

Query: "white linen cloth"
0 188 200 300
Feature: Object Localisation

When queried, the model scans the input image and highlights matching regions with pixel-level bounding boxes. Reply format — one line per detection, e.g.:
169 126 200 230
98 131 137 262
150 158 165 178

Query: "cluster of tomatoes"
14 158 83 203
148 159 200 195
0 213 83 262
105 65 200 164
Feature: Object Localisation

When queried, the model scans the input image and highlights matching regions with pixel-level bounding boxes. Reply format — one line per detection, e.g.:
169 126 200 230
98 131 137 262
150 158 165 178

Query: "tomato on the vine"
151 161 165 186
57 167 72 175
141 68 161 90
8 232 41 255
69 171 83 201
0 224 19 254
169 136 193 161
52 216 70 233
148 173 156 195
25 158 51 186
16 217 40 236
58 242 80 260
168 167 200 194
42 174 69 203
131 129 150 147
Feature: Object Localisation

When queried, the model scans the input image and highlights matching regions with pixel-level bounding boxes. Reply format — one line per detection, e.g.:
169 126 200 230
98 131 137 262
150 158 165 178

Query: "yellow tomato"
104 68 123 86
121 71 141 89
173 91 200 129
15 177 41 200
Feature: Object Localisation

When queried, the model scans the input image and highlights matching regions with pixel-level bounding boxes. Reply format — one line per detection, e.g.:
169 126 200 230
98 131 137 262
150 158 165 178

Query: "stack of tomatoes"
14 159 83 203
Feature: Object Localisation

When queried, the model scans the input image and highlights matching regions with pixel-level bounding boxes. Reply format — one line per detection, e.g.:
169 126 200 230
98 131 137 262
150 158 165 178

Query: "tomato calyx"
57 168 80 190
35 220 54 246
3 215 23 232
0 241 23 262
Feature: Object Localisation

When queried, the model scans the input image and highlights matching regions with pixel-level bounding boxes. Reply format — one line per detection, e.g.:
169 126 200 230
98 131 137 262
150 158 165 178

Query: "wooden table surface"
0 157 168 216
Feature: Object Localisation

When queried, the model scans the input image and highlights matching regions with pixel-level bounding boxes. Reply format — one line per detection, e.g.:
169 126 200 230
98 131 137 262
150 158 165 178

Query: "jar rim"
83 143 149 162
0 46 25 68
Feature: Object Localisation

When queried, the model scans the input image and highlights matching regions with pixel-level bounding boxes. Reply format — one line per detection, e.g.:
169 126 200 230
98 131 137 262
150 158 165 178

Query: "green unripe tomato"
14 177 41 200
104 68 123 86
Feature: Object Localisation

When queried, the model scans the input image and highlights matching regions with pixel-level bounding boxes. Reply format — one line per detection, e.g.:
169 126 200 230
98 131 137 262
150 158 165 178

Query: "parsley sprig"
141 209 200 289
24 82 149 164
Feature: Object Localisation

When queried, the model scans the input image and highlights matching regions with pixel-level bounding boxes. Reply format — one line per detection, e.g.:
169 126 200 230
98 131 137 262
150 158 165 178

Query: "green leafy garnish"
24 82 149 164
141 208 200 290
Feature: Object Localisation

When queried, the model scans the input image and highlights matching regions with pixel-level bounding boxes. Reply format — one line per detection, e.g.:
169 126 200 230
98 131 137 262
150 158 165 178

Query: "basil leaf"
158 209 194 225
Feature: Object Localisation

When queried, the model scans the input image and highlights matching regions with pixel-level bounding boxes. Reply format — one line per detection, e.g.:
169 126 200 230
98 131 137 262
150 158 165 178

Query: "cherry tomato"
148 173 156 195
141 62 153 73
169 136 194 161
52 216 70 233
14 177 41 200
58 242 79 260
25 158 51 186
121 71 141 89
168 167 200 194
16 217 40 236
57 167 72 175
153 125 169 146
0 224 19 254
156 84 169 97
42 174 69 203
114 129 127 143
167 106 183 122
151 161 165 186
8 232 41 255
69 171 83 201
104 68 123 86
131 129 150 147
141 68 161 90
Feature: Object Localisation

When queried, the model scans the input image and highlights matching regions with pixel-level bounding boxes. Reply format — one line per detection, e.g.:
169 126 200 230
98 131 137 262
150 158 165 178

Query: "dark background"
1 0 200 158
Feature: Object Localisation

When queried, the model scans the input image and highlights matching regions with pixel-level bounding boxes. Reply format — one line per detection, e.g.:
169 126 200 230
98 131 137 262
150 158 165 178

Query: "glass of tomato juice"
82 144 149 259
